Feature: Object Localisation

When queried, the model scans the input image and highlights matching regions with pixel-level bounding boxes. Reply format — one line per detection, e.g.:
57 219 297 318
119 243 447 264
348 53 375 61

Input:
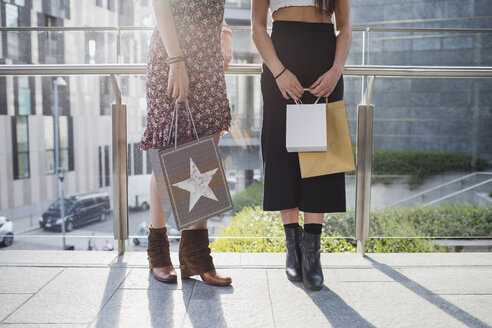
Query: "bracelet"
168 58 185 65
166 55 185 64
274 67 286 80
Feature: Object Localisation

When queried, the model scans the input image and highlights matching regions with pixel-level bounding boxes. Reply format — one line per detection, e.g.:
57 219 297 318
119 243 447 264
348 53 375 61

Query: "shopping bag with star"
148 100 233 230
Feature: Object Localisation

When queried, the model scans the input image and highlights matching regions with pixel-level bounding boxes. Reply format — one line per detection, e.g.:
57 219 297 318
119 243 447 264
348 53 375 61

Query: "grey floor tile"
240 253 285 267
437 294 492 327
209 253 241 268
366 253 492 267
111 251 179 268
0 267 62 293
120 268 195 291
267 269 346 296
0 294 31 321
4 267 129 324
394 267 492 294
352 309 467 328
333 268 395 282
181 298 274 328
320 253 372 268
111 252 241 268
267 270 371 328
0 324 89 327
89 288 190 328
338 281 472 327
191 269 268 301
0 251 117 267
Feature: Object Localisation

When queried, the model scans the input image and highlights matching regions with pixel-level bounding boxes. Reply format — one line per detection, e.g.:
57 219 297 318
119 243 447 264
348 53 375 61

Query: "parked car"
128 174 151 211
0 216 14 247
39 192 110 232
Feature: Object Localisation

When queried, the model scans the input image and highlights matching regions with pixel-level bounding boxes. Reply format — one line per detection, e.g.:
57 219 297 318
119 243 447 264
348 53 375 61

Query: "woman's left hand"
309 67 342 98
221 30 232 69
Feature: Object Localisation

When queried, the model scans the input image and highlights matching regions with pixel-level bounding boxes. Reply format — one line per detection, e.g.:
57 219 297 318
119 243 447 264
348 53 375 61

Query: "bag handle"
165 99 200 149
293 88 322 107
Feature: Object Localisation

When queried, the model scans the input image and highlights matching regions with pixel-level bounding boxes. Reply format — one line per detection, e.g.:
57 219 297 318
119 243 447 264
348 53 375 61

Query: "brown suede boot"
179 229 232 286
147 225 177 283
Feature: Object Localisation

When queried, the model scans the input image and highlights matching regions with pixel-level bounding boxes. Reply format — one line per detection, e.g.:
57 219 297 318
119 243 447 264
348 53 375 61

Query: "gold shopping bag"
298 100 355 178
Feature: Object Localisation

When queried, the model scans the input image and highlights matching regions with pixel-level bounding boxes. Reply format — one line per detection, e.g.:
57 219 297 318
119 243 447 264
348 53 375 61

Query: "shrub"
210 206 492 253
370 150 489 189
211 207 356 253
231 182 263 215
325 204 492 238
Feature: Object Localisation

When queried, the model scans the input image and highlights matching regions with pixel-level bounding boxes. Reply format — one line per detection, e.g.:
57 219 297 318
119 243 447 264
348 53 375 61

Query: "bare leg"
150 173 166 229
280 208 300 225
304 212 324 224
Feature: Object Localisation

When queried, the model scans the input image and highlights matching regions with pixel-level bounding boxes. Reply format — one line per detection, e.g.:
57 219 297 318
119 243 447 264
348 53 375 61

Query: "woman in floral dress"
140 0 233 286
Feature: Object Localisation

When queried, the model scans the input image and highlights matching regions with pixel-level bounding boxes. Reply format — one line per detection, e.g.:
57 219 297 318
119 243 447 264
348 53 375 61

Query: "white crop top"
269 0 326 14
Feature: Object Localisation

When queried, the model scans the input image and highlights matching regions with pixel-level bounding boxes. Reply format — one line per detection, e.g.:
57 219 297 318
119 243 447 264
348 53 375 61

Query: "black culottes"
260 21 346 213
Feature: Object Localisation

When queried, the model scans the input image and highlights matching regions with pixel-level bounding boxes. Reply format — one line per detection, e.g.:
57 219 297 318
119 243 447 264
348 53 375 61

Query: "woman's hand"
167 61 190 102
275 69 304 102
221 30 232 69
309 67 342 98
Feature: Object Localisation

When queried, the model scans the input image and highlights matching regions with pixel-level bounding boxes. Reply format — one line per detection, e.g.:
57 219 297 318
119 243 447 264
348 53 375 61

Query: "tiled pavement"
1 251 492 327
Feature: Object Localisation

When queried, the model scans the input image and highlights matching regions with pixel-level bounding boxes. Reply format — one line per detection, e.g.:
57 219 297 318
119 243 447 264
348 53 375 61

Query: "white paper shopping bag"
286 99 327 152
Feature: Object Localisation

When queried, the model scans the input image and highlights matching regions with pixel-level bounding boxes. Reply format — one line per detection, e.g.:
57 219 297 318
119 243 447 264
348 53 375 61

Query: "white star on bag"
172 158 219 212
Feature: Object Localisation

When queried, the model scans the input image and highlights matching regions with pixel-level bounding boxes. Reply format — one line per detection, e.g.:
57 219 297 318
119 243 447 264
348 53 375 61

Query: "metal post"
111 74 128 254
355 76 376 254
53 77 68 250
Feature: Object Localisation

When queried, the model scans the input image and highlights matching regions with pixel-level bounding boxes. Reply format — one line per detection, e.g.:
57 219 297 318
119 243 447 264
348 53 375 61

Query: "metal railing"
1 25 492 254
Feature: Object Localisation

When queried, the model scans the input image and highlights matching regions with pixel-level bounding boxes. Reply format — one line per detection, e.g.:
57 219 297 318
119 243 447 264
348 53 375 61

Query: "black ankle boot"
284 225 303 282
301 231 323 290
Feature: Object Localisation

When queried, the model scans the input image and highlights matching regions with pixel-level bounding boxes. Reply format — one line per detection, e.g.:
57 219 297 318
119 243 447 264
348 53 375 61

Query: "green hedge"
211 205 492 253
325 204 492 238
369 150 488 189
231 182 263 215
211 208 357 253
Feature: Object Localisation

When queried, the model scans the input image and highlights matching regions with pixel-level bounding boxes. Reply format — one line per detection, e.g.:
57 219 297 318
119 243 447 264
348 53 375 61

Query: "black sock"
283 223 300 229
304 223 322 234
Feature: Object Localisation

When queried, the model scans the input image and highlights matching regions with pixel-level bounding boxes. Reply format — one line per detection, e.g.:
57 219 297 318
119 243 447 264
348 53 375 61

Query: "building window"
44 116 55 174
96 0 103 7
58 115 69 171
12 116 30 179
104 145 110 186
14 0 26 7
100 77 112 115
0 77 7 115
127 144 132 176
42 77 71 115
146 152 151 174
44 15 59 64
44 115 74 174
5 3 20 60
42 0 70 20
107 0 115 11
15 76 33 115
134 143 143 175
99 145 111 187
37 13 64 64
98 146 103 187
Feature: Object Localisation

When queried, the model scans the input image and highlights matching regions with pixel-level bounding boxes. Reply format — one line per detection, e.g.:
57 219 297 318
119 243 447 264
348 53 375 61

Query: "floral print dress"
139 0 231 151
